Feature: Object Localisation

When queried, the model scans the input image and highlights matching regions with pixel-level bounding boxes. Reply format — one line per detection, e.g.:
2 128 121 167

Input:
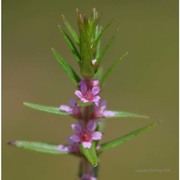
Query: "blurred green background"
3 0 178 179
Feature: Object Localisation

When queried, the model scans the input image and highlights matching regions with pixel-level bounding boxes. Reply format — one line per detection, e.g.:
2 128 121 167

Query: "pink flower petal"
96 145 101 150
70 135 81 143
69 99 76 107
59 105 72 113
81 98 89 103
103 111 116 117
87 120 96 131
92 86 100 95
101 100 107 111
92 132 102 140
71 124 82 133
75 90 83 99
80 81 87 93
82 142 92 148
67 137 73 144
92 80 99 86
93 96 100 102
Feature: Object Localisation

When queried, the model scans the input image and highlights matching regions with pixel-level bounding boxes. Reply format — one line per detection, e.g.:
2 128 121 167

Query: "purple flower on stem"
66 137 80 153
69 120 102 149
75 80 100 106
59 99 81 118
81 174 97 180
93 101 116 118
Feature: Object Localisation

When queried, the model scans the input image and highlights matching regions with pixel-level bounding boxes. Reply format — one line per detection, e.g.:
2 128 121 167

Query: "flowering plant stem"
8 9 157 180
81 158 94 178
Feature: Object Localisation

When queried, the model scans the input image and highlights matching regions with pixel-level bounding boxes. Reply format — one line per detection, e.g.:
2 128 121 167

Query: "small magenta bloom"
75 80 100 105
93 101 116 118
59 99 81 118
66 138 80 153
69 120 102 148
81 174 97 180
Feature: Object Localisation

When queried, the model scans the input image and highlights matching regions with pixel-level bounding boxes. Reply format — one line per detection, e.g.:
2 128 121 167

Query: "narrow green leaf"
98 122 157 154
94 66 103 80
8 140 69 155
108 111 149 119
62 15 79 44
52 48 81 85
100 52 128 85
80 142 98 167
93 19 114 48
95 39 101 59
96 31 117 64
58 25 81 64
23 102 68 115
94 26 101 59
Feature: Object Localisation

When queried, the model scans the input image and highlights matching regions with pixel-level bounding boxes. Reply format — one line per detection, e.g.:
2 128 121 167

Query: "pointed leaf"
80 142 98 167
108 111 149 119
100 52 128 85
52 48 81 85
94 26 101 59
94 66 103 80
24 102 68 115
93 19 114 48
62 15 79 44
96 31 117 64
58 25 81 64
8 140 69 155
98 122 157 154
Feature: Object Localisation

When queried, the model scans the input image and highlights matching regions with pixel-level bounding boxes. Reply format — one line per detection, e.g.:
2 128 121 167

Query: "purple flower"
59 99 81 118
93 101 116 118
66 138 80 153
75 80 100 105
69 120 102 149
81 174 96 180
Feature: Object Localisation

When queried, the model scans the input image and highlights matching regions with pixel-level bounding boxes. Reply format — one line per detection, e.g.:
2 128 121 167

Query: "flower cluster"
59 79 113 151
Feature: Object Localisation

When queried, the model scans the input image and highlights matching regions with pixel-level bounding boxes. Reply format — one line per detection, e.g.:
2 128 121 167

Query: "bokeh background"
3 0 178 179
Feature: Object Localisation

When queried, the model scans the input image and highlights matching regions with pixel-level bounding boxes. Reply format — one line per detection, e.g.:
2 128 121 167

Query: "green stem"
79 157 95 179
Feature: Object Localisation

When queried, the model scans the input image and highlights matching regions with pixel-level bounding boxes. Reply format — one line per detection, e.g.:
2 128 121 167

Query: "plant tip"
7 141 16 145
92 163 98 168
